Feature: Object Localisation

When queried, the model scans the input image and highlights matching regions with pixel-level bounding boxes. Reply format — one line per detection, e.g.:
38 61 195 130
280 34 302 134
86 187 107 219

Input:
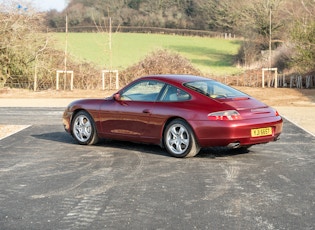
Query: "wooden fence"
3 73 315 90
212 74 315 89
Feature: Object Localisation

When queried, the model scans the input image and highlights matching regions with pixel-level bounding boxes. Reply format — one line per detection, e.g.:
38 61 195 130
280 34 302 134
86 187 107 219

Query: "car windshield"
183 80 247 99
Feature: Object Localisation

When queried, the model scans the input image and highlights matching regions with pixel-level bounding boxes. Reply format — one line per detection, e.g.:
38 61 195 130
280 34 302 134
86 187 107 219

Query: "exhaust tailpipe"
227 142 241 149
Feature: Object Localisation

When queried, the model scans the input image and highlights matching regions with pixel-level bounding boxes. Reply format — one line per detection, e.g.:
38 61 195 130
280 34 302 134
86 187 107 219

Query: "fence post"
262 68 277 88
290 76 295 88
305 76 314 88
262 71 265 88
56 70 74 91
296 76 302 88
102 70 119 90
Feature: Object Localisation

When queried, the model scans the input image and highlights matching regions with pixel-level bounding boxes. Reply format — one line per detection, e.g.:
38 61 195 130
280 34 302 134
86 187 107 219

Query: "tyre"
164 119 200 158
71 111 99 145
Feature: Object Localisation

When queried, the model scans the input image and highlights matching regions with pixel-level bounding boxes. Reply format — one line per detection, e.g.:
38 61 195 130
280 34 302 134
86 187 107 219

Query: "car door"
99 80 165 141
143 84 192 140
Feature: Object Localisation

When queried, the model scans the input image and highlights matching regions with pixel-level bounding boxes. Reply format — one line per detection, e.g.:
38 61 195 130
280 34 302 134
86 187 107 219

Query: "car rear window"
183 80 247 99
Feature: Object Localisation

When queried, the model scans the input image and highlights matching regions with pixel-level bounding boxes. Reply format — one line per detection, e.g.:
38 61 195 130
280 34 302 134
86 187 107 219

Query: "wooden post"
34 55 38 91
64 14 68 90
102 70 119 90
56 71 59 90
262 70 265 88
56 70 74 91
262 68 278 88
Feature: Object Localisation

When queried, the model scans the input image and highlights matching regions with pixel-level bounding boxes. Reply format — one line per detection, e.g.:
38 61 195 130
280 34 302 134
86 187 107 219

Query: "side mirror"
113 93 121 101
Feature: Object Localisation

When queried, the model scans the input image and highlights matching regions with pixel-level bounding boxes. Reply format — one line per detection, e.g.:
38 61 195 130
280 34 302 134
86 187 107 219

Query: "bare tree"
0 1 50 88
287 0 315 72
229 0 286 67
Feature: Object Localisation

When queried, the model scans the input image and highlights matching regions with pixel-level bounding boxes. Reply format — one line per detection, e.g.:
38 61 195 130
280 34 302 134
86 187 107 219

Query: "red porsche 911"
63 75 283 158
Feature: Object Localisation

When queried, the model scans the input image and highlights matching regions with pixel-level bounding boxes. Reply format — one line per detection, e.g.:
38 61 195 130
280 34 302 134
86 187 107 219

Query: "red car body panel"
190 117 282 147
63 75 283 149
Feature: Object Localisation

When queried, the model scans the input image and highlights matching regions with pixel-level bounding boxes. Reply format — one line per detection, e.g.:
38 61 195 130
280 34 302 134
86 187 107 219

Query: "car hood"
67 98 105 110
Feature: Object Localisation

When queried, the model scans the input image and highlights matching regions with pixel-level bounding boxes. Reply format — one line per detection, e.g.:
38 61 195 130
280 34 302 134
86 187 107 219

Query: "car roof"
140 74 212 85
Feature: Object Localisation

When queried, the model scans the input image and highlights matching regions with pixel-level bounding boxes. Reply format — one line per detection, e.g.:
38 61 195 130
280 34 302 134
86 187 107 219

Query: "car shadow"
32 132 77 144
196 147 250 158
98 139 169 157
32 132 250 158
32 132 169 157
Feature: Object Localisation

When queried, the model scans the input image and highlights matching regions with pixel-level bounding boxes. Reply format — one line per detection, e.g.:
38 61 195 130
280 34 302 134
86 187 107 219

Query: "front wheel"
71 111 99 145
164 119 200 158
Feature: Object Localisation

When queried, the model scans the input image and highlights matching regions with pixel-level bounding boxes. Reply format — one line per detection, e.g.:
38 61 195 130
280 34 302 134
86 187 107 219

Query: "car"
63 74 283 158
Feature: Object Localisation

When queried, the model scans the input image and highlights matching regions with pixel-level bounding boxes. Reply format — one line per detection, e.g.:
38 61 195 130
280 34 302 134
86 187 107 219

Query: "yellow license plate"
251 127 272 137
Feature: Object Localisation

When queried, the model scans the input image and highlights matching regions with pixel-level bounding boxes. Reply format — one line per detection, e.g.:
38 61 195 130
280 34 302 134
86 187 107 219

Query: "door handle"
143 109 151 114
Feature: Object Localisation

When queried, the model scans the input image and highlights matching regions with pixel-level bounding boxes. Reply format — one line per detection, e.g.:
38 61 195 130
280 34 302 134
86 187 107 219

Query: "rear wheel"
71 111 99 145
164 119 200 158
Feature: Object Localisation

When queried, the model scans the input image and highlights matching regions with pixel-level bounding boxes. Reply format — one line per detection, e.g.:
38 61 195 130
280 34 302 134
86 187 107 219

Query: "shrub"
120 49 202 85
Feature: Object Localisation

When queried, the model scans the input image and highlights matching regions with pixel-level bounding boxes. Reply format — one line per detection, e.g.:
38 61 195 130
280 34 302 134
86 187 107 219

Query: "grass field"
54 32 243 76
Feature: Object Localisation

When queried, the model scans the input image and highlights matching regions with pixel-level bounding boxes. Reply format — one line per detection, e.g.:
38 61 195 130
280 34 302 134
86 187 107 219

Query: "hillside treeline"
47 0 234 31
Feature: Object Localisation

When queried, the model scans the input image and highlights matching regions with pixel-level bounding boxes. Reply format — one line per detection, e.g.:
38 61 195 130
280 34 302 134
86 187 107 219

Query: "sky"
0 0 67 12
26 0 67 11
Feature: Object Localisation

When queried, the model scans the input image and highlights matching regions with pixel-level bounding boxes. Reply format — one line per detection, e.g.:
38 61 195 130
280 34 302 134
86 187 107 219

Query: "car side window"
160 85 191 102
121 80 165 101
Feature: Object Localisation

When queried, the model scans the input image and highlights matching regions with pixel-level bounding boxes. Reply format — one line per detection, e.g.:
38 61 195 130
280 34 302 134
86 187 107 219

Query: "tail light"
270 108 280 116
208 110 241 121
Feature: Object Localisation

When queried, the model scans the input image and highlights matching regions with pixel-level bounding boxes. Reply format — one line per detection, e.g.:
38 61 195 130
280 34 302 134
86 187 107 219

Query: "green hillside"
53 33 242 76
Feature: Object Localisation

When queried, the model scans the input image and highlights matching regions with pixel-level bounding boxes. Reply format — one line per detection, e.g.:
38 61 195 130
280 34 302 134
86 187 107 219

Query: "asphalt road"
0 107 314 230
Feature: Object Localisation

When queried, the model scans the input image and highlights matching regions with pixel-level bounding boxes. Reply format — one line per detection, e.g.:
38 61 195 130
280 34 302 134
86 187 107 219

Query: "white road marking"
0 125 30 140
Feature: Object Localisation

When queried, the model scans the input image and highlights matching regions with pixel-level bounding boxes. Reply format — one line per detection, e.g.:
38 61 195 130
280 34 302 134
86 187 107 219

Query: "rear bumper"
190 116 283 148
